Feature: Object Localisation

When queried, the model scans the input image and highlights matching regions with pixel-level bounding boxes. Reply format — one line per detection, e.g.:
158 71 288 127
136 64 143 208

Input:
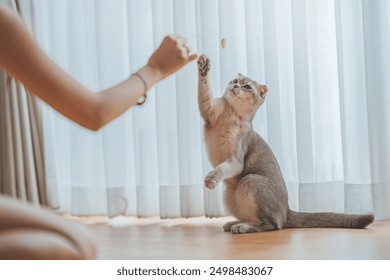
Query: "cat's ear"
238 73 244 78
259 85 268 98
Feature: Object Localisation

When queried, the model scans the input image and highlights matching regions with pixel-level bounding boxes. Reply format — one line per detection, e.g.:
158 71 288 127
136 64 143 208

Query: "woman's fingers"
147 33 198 82
188 53 198 61
170 33 187 46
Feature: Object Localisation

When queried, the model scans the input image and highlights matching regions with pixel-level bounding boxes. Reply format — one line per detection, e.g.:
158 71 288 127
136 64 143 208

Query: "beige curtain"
0 0 48 206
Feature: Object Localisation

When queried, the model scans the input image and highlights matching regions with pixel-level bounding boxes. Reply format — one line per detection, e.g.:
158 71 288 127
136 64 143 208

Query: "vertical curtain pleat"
262 0 299 210
173 0 205 217
334 0 373 216
196 0 225 217
126 0 160 217
151 0 181 218
362 0 390 219
0 75 17 197
291 0 345 213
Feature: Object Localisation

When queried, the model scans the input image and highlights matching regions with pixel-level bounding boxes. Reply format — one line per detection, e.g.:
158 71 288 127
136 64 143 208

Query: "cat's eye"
243 85 252 90
233 79 238 84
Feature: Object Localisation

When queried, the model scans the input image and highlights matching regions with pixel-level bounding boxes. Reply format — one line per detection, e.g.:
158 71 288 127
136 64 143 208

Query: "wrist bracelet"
132 72 148 105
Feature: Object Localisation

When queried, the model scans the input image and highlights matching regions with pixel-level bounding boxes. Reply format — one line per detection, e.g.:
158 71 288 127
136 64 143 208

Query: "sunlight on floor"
66 214 235 228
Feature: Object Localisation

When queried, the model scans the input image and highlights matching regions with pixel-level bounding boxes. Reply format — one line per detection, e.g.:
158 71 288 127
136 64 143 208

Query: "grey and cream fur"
197 54 374 234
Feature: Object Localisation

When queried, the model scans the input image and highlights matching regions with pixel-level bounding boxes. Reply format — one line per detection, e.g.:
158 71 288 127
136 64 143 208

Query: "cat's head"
223 73 268 120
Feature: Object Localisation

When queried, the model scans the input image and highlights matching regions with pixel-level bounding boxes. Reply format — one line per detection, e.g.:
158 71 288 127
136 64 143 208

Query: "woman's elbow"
84 111 108 131
84 122 103 132
85 116 104 131
79 104 110 131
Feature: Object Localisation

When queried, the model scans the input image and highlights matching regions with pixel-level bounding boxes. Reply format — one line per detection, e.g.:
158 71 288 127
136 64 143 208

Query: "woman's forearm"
0 6 162 130
94 65 163 129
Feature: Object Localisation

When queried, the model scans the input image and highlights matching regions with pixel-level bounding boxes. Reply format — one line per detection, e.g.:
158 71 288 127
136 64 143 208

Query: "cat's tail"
284 210 374 229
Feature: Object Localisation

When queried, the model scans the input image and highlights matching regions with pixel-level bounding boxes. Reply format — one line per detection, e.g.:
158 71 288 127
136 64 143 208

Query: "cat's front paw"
197 54 210 77
204 173 218 189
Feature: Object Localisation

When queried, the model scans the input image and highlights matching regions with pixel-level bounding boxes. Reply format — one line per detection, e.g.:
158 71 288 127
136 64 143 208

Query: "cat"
197 54 374 234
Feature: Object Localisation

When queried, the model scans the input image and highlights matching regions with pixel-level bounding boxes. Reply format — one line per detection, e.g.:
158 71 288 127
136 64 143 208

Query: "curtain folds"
31 0 390 219
0 0 47 206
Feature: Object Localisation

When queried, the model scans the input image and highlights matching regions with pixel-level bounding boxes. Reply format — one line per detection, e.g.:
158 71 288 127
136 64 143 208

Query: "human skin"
0 196 97 259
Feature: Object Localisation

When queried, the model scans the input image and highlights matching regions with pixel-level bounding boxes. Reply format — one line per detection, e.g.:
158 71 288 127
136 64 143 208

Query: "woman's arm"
0 6 196 130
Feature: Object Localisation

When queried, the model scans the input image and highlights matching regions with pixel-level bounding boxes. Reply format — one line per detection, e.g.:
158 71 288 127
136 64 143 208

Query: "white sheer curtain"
32 0 390 219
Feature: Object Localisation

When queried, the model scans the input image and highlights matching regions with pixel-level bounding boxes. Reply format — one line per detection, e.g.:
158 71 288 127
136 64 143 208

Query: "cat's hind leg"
223 220 241 231
223 220 276 234
224 174 286 234
224 221 276 234
230 222 276 234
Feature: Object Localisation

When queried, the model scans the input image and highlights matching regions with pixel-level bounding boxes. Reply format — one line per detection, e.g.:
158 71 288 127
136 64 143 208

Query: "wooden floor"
79 216 390 260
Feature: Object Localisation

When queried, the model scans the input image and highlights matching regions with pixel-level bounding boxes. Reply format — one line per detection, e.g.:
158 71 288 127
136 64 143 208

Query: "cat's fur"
197 54 374 233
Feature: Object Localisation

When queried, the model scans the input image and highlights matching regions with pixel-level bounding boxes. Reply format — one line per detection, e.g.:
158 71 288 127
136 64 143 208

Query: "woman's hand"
146 34 198 83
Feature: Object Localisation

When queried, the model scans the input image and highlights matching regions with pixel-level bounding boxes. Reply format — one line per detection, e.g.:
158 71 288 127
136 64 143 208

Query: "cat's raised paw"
197 54 210 77
204 173 218 189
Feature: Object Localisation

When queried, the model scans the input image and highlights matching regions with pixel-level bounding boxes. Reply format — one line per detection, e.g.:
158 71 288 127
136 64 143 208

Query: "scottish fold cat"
197 54 374 233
